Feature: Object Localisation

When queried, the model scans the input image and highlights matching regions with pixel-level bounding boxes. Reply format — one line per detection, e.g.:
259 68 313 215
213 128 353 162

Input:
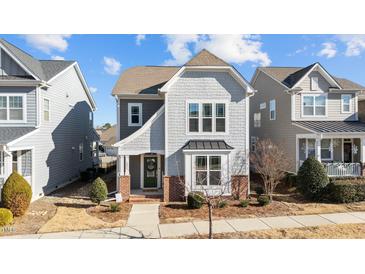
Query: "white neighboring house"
0 38 99 201
112 49 254 202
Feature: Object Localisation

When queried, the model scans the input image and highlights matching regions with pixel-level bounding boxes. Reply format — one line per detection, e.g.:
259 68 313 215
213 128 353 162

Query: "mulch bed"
86 203 132 223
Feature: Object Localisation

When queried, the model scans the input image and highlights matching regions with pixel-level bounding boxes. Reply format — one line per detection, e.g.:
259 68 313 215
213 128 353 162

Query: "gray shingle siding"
0 86 37 127
119 99 164 140
166 70 249 176
9 66 96 197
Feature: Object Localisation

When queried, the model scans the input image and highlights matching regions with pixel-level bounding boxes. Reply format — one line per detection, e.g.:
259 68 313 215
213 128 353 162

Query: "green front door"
144 156 158 188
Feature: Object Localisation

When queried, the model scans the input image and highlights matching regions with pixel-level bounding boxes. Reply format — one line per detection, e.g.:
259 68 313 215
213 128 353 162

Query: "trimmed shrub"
325 179 365 203
89 177 108 205
187 191 204 209
297 157 329 200
217 200 228 208
110 203 121 212
257 195 270 206
1 171 32 216
239 199 250 208
0 208 13 226
254 186 264 196
286 173 297 187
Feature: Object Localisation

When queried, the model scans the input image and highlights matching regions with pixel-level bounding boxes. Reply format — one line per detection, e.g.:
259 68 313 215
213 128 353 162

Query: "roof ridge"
184 48 231 67
0 38 37 60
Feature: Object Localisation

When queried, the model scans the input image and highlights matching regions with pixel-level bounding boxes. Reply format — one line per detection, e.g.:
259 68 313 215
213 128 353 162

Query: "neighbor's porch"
297 135 365 177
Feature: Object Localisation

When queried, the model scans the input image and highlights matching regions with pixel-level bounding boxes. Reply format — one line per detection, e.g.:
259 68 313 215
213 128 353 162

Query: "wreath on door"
146 159 157 171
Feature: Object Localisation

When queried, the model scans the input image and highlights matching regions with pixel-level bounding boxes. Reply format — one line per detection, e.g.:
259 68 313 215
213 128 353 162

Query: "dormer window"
311 76 319 91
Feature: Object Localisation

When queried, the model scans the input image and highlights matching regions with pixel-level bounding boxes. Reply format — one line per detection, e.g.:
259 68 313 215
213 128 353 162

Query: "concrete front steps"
129 194 163 203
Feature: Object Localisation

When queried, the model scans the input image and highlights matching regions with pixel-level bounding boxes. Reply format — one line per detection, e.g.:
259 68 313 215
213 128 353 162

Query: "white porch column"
125 155 130 176
361 138 365 163
315 137 321 162
118 155 125 176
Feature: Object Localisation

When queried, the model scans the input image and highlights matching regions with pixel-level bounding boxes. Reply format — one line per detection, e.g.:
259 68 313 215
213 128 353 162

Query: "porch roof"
182 140 234 151
293 121 365 133
0 127 36 145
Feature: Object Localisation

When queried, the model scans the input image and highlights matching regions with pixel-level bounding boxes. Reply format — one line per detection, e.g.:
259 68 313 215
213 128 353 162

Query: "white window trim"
253 112 261 128
192 155 223 187
0 93 27 123
341 94 352 114
269 99 276 120
43 97 50 122
301 93 328 118
186 100 229 135
320 138 333 161
79 142 84 161
311 76 319 91
128 103 142 127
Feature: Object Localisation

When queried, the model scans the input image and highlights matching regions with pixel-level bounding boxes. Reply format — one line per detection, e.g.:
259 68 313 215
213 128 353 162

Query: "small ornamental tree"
297 156 329 200
250 139 291 202
89 177 108 205
1 171 32 216
0 208 13 226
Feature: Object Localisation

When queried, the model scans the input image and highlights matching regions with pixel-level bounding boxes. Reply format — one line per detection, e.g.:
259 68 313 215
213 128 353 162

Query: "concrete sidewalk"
2 210 365 239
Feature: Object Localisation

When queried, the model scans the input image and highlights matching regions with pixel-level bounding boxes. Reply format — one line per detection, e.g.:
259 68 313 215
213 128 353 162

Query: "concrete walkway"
3 210 365 239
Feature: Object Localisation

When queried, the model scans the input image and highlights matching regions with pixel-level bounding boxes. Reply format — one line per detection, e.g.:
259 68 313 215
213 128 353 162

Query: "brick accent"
163 176 186 202
119 175 131 201
361 163 365 177
231 175 249 200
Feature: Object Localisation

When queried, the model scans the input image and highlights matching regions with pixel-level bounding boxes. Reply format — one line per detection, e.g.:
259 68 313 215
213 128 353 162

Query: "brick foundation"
163 176 186 202
119 175 131 201
231 175 249 200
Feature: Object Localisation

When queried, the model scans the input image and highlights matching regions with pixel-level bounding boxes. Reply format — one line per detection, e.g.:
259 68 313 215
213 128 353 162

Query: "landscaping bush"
254 186 264 196
187 191 205 209
110 203 121 212
1 171 32 216
217 200 228 208
297 157 329 200
325 179 365 203
239 199 250 208
285 173 297 187
89 177 108 205
0 208 13 226
257 195 270 206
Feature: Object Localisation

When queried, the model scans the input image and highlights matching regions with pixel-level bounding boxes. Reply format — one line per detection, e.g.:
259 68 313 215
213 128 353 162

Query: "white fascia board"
116 94 163 100
291 122 317 133
159 66 255 94
6 128 40 147
0 80 42 86
292 63 341 90
0 44 40 81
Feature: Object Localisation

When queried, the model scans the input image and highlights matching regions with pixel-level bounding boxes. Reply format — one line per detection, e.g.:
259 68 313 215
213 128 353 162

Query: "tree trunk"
208 201 213 239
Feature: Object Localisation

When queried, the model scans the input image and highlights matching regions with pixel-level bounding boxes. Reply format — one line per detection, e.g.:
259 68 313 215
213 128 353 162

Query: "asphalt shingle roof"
0 38 75 81
182 140 234 150
293 121 365 133
0 127 36 144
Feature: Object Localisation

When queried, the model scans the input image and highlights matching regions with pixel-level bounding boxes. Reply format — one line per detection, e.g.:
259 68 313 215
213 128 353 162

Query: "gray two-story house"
250 62 365 177
0 39 98 201
113 50 254 202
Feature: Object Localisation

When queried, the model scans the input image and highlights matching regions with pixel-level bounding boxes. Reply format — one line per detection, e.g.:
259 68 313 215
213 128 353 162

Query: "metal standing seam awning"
182 140 234 151
293 121 365 134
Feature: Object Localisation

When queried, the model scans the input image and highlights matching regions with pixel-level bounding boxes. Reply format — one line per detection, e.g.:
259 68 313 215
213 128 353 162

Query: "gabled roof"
99 125 116 146
0 38 75 81
256 64 365 90
0 127 36 145
184 49 230 66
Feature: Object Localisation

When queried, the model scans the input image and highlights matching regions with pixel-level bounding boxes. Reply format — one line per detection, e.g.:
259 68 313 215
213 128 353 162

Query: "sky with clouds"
1 34 365 126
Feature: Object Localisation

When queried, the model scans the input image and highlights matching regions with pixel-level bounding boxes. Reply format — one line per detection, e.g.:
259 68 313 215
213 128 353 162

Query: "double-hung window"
302 95 326 117
253 113 261 128
269 99 276 120
195 155 222 186
0 95 26 122
43 98 50 121
307 139 316 158
128 103 142 127
341 94 351 113
321 139 332 160
187 102 227 133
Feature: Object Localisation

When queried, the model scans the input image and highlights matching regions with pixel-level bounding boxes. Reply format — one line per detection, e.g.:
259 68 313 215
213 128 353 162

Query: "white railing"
323 162 362 177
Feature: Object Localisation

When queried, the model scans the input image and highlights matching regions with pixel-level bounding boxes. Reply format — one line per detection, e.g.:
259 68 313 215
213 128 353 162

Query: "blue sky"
1 34 365 126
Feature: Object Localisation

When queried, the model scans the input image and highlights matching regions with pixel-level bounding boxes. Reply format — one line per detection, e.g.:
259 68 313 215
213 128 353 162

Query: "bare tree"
250 139 290 201
174 150 248 239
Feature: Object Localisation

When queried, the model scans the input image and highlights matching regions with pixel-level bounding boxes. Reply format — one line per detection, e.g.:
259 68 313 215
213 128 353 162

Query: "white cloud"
51 55 65 60
337 35 365 56
23 34 71 54
163 34 271 66
317 42 337 58
136 34 146 46
103 56 121 75
89 86 97 93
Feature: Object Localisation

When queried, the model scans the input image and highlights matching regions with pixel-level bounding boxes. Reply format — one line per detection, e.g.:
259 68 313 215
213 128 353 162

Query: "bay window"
195 155 222 186
302 94 326 117
187 102 227 133
0 94 26 122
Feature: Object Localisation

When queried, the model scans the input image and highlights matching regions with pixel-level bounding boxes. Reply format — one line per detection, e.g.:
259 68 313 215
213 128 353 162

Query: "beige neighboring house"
250 62 365 177
98 125 117 156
